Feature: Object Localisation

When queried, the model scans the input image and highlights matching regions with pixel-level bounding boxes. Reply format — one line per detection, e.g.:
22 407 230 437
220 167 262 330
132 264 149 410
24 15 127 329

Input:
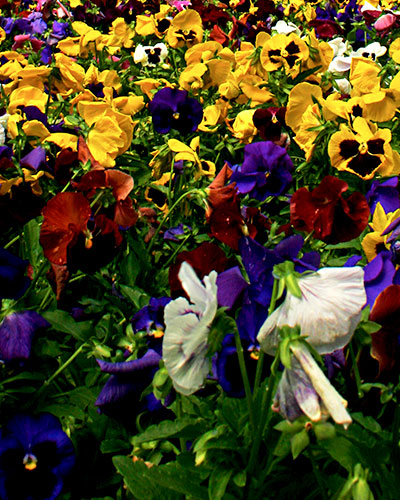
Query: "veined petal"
257 267 366 354
291 343 352 428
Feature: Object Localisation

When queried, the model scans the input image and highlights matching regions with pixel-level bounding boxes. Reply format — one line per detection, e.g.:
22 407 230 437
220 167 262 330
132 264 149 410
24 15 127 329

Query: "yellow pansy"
362 203 400 261
198 101 229 133
293 103 323 161
77 102 134 167
108 18 135 49
260 33 309 78
54 53 85 94
135 5 172 38
8 86 48 114
302 31 333 84
389 37 400 64
350 58 381 96
239 75 273 107
168 137 215 180
285 82 323 134
0 169 45 196
227 109 257 143
166 9 203 49
328 117 400 180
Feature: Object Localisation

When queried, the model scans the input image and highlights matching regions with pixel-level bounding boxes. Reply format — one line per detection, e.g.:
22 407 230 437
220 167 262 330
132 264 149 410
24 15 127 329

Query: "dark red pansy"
290 175 370 244
75 170 137 228
253 107 286 142
40 192 91 266
169 242 229 297
308 19 343 38
207 199 245 250
370 285 400 376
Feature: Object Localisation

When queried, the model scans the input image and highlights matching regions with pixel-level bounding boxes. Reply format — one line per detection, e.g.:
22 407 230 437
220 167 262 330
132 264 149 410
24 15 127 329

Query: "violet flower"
0 311 49 364
0 248 30 301
0 413 75 500
149 87 203 135
230 141 293 201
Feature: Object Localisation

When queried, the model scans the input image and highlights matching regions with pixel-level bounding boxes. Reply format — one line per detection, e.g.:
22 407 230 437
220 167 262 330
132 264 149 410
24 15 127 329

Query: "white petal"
257 267 366 355
291 344 352 428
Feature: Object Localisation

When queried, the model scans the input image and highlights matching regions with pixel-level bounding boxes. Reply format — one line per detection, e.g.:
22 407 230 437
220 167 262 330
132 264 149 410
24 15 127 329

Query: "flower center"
172 112 180 120
281 49 289 58
23 453 38 471
358 142 368 154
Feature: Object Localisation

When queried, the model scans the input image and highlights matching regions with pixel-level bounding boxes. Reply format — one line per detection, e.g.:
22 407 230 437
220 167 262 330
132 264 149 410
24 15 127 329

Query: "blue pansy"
149 87 203 135
0 413 75 500
0 311 49 364
0 248 30 301
230 141 293 201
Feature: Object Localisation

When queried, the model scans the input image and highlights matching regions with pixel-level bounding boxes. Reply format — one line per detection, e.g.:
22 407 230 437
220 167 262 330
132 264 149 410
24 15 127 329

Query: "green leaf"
352 413 382 434
360 321 381 334
208 468 232 500
118 285 150 309
291 429 310 459
42 310 92 341
320 437 362 472
131 418 207 446
22 218 44 270
113 456 208 500
101 439 131 454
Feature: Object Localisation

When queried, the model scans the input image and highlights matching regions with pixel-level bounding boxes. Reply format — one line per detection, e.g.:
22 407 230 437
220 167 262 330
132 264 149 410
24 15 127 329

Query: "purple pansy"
20 147 47 171
366 178 400 214
233 235 320 345
364 251 398 309
0 311 49 364
0 413 75 500
230 141 293 201
131 297 171 335
148 87 203 135
0 248 30 301
95 349 165 418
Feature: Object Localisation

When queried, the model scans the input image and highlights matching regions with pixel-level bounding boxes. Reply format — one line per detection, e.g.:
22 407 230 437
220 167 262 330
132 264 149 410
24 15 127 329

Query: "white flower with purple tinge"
257 266 366 355
163 262 218 395
257 266 366 428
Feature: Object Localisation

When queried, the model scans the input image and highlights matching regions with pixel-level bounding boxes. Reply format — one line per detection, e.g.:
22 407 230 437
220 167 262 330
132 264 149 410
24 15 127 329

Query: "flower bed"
0 0 399 498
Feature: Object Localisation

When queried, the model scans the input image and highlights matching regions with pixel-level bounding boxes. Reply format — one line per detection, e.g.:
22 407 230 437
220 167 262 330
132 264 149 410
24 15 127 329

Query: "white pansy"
328 55 352 73
257 266 366 355
133 43 168 67
0 113 9 147
290 344 352 428
163 262 218 395
271 20 301 36
360 0 381 12
352 42 387 61
328 37 351 58
333 78 352 95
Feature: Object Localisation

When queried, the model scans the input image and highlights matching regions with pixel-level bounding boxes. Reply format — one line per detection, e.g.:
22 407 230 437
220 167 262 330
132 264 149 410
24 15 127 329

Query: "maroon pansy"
253 107 286 142
290 175 370 244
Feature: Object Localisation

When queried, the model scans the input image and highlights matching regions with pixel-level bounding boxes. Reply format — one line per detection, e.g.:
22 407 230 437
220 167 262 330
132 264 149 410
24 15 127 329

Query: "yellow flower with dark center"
260 33 309 78
168 137 215 180
328 117 399 180
362 203 400 261
166 10 203 49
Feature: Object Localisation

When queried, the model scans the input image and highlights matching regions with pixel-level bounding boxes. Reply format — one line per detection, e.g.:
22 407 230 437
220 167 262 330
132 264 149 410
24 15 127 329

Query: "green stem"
4 234 20 250
176 394 186 453
42 343 87 388
147 189 203 253
349 341 363 398
308 449 329 500
233 327 255 432
163 233 191 269
392 403 400 490
253 278 279 392
247 352 279 479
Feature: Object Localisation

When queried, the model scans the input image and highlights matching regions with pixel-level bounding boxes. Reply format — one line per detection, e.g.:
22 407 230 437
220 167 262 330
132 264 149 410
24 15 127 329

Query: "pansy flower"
260 33 309 78
149 87 203 135
361 202 400 261
0 413 75 500
40 192 91 266
0 311 49 364
133 43 168 67
230 141 293 201
290 175 370 244
0 248 30 301
328 117 400 180
163 262 218 395
95 349 165 419
166 9 203 48
252 107 286 142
